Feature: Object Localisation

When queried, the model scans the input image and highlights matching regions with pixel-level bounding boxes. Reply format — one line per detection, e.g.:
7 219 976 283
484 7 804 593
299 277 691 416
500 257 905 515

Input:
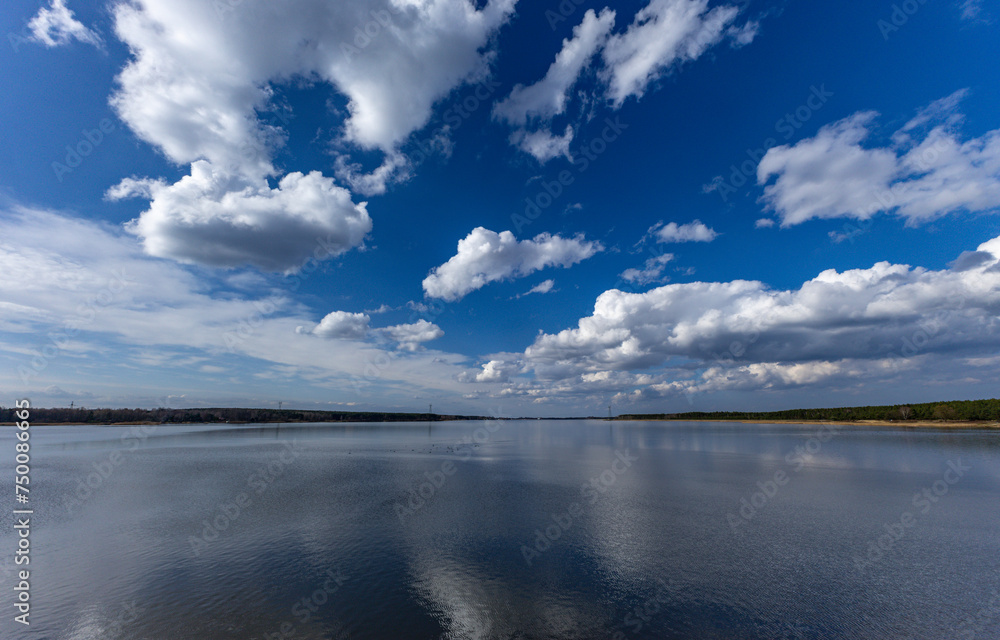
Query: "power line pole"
429 403 433 414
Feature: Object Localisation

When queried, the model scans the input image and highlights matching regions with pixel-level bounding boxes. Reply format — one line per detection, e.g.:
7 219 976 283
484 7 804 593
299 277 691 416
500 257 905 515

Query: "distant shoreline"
3 418 999 429
613 418 1000 429
4 398 999 428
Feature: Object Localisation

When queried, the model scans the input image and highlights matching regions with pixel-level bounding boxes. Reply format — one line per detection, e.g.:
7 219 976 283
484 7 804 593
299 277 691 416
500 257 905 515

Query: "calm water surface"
2 420 999 639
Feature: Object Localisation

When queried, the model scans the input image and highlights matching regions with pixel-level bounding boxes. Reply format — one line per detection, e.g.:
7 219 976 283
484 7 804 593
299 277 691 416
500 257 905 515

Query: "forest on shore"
2 398 999 424
0 406 495 424
615 398 1000 422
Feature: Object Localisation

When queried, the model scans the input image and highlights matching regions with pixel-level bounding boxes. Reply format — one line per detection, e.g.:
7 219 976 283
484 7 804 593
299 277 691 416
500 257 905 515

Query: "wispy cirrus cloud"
493 0 758 162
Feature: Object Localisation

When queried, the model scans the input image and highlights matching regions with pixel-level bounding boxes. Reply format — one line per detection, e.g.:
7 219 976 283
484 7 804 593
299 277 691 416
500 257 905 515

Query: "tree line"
0 406 494 424
616 398 1000 422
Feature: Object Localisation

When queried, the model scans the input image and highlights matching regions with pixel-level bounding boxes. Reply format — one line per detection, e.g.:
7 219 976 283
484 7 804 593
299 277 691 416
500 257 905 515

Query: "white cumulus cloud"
110 161 372 273
510 125 575 163
106 0 515 269
483 233 1000 401
423 227 603 301
460 358 523 383
309 313 443 351
378 319 445 351
28 0 102 48
758 91 1000 226
311 311 371 340
650 220 718 243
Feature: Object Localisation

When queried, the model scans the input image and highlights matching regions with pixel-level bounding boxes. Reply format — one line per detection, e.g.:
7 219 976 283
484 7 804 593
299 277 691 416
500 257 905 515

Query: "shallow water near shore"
3 419 999 639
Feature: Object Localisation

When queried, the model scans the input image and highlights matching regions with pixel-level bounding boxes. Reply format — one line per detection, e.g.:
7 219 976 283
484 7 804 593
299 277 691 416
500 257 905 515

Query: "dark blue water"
2 420 999 639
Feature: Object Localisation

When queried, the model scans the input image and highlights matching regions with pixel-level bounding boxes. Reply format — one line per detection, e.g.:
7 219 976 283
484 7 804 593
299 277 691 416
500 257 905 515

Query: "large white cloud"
464 234 1000 403
422 227 603 301
758 91 1000 226
110 161 372 272
107 0 516 269
111 0 515 166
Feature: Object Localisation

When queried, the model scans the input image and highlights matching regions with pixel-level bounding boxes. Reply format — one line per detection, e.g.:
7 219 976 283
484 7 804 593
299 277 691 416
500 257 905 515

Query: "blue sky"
2 0 999 416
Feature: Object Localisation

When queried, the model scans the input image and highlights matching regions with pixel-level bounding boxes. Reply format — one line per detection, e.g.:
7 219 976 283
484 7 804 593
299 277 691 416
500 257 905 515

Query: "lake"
3 420 999 639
